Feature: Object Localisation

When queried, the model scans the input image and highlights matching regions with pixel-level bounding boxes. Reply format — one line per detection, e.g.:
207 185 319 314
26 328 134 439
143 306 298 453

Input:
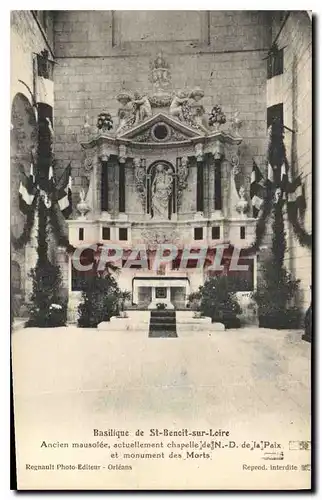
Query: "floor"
11 326 311 490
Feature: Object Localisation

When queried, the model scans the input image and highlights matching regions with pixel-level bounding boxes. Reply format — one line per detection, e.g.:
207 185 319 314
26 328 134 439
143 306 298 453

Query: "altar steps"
148 310 177 338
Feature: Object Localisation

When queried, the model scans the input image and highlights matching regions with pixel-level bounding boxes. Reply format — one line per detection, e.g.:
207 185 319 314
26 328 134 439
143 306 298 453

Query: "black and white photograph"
10 9 312 490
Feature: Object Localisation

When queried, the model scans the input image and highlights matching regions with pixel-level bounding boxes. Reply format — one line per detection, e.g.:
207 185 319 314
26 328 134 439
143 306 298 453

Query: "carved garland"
176 157 189 208
141 227 181 249
134 158 147 209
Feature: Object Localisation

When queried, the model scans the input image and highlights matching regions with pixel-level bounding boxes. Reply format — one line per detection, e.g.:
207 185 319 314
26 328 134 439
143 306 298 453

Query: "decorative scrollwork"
177 157 189 207
141 227 181 248
134 158 146 208
83 148 97 180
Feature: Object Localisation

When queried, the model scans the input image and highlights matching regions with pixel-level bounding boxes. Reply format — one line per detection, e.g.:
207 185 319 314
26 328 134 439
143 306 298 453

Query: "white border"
2 5 319 499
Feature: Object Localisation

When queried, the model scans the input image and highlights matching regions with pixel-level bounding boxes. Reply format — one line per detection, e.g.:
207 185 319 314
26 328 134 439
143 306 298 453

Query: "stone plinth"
98 316 149 331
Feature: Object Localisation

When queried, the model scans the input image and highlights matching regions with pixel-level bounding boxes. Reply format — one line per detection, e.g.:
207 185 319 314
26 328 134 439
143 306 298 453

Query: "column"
214 159 222 211
204 158 210 217
148 287 156 309
195 143 204 213
101 160 108 212
118 145 126 213
212 141 225 212
208 157 215 214
221 160 231 218
95 153 108 215
133 281 139 305
113 157 120 217
166 287 174 309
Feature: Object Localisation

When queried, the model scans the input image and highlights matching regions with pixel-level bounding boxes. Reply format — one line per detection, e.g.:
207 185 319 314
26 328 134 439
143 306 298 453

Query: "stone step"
149 323 176 331
150 314 176 320
150 311 176 317
150 321 176 327
149 311 177 337
150 318 176 325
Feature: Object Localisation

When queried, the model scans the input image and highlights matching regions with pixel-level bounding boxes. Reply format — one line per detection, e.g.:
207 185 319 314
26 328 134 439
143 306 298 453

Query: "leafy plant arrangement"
97 112 113 131
252 200 301 329
118 290 132 316
208 105 226 128
77 273 121 328
156 303 167 310
26 197 67 327
187 291 201 311
198 275 242 329
26 263 67 328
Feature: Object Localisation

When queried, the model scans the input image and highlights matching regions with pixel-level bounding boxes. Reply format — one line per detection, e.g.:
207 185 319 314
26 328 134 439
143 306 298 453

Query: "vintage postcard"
11 10 312 490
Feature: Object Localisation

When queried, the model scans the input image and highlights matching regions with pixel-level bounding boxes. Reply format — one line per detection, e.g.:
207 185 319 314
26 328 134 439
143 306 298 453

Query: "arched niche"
147 160 176 220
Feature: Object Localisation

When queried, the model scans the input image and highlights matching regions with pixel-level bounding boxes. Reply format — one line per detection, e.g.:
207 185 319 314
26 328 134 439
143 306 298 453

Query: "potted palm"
118 290 132 318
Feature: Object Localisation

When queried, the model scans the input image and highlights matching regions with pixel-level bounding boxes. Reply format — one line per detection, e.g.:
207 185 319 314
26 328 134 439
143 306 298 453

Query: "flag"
57 163 72 218
267 121 287 187
250 160 265 218
18 163 37 214
287 175 306 211
267 162 274 185
42 166 55 209
250 159 263 194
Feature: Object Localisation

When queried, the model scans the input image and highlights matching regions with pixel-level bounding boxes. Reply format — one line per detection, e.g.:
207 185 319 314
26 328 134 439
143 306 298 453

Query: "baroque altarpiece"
67 54 257 315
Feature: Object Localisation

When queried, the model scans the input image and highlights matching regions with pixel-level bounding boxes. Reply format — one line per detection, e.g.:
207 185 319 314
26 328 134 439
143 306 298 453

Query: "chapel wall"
53 10 271 215
271 11 312 309
11 10 56 307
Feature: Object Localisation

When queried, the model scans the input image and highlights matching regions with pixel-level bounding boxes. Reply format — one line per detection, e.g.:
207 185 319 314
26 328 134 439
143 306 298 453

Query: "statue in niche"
169 90 189 121
133 92 152 124
116 91 135 134
151 164 173 219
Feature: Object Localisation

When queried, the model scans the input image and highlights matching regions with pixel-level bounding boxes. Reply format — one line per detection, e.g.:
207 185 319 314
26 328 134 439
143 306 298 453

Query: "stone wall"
53 10 271 208
272 11 312 309
11 10 55 306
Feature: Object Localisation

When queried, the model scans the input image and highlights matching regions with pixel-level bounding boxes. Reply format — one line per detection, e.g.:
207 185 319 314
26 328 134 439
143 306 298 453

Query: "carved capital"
100 154 110 162
97 141 111 163
194 143 204 162
118 144 127 163
212 141 224 161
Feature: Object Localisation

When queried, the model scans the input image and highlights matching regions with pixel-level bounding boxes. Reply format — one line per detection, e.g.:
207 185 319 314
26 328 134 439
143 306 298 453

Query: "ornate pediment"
117 113 204 144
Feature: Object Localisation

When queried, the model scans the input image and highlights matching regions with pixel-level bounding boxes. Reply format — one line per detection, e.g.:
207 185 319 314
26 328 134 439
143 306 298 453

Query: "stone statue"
149 52 172 108
133 92 152 124
169 90 189 121
151 52 171 92
187 87 208 132
151 164 173 219
116 91 135 134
